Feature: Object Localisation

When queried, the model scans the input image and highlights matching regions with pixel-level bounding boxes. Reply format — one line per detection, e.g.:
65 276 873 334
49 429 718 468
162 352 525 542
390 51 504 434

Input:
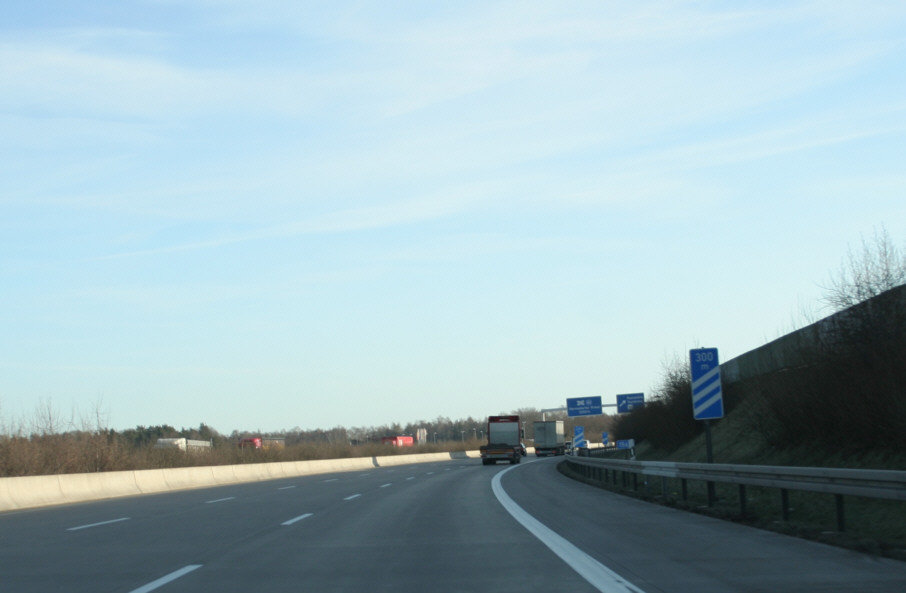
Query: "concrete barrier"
57 470 141 504
0 475 66 510
0 450 481 512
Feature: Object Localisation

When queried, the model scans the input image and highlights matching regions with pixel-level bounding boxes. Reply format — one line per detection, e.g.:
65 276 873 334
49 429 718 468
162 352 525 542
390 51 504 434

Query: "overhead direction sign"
690 347 724 420
567 396 603 417
616 393 645 414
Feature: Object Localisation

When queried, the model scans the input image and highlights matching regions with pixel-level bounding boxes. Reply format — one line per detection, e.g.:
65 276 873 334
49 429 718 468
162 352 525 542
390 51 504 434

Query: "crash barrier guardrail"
565 455 906 532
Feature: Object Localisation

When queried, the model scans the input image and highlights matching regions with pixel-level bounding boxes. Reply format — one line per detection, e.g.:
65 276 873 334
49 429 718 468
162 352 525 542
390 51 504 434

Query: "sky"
2 1 905 435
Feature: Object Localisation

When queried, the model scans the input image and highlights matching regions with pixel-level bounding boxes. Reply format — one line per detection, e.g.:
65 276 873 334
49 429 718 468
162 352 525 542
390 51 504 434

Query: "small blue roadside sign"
616 393 645 414
567 396 602 417
573 426 586 448
602 431 609 444
616 439 635 449
690 347 724 420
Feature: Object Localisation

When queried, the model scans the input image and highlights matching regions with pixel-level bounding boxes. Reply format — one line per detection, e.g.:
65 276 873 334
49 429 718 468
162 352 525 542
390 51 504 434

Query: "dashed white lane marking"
380 483 392 488
323 478 339 482
204 497 235 504
282 513 313 526
278 485 297 490
492 467 646 593
128 564 202 593
67 517 130 531
344 494 361 500
406 476 415 481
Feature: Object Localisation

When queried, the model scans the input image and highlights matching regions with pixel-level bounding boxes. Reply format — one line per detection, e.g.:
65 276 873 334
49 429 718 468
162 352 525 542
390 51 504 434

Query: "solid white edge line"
282 513 313 526
491 466 647 593
67 517 130 531
128 564 202 593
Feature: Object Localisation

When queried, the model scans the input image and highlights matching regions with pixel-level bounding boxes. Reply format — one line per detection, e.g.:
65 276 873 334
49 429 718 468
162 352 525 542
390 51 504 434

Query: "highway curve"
0 457 904 592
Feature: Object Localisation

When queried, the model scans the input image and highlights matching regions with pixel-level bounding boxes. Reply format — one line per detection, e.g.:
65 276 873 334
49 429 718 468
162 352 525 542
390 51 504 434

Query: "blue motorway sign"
616 393 645 414
616 439 635 449
690 348 724 420
602 431 609 444
573 426 586 448
567 396 603 417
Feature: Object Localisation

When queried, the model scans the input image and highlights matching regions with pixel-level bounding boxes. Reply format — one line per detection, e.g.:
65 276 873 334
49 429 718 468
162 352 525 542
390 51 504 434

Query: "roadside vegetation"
611 228 906 464
591 229 906 558
0 406 608 477
0 417 483 477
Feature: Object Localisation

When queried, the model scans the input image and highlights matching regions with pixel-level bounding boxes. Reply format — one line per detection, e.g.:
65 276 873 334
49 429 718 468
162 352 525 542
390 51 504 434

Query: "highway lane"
0 459 596 592
503 457 906 592
1 457 905 592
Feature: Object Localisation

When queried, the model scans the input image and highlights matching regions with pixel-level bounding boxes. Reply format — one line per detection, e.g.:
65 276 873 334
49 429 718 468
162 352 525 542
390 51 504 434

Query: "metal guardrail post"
739 484 747 515
835 494 845 532
781 489 790 521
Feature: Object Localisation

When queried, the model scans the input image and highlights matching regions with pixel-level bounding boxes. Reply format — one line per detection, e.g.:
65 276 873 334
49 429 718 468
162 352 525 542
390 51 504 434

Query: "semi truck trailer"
480 415 522 465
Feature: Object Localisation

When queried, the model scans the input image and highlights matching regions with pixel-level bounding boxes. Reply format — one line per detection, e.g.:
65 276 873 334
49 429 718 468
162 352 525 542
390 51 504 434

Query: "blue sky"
2 1 905 435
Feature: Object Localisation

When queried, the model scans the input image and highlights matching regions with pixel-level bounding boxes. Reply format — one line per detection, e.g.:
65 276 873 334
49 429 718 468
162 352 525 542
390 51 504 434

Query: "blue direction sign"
602 431 609 444
616 439 635 450
690 347 724 420
567 396 602 417
573 426 586 448
616 393 645 414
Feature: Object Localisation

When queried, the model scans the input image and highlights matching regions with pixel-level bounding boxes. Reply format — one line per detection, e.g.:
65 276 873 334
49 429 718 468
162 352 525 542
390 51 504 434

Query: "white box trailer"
532 420 566 456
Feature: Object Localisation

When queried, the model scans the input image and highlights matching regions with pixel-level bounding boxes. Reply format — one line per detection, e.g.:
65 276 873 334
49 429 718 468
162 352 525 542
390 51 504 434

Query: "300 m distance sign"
690 347 724 420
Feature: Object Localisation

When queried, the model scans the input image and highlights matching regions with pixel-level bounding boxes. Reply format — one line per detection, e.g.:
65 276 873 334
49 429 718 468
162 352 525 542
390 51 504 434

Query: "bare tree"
822 227 906 312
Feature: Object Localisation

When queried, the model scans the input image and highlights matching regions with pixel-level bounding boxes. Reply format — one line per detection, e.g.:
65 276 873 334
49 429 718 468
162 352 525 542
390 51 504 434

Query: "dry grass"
0 432 479 477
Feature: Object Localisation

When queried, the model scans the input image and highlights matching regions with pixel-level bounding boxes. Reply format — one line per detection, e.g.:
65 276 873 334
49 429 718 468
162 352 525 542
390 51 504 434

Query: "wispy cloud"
92 189 484 260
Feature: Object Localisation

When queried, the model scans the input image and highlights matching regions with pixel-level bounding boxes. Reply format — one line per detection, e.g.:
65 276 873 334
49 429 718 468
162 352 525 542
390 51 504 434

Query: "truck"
532 420 566 456
238 436 285 450
381 436 414 447
480 415 522 465
153 438 212 454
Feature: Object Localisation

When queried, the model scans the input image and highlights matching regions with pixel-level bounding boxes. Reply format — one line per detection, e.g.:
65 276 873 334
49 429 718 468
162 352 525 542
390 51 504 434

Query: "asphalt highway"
1 457 904 592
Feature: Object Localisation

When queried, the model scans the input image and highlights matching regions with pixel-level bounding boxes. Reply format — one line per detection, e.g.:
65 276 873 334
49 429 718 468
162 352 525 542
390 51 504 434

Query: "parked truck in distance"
532 420 566 456
238 436 286 450
480 415 522 465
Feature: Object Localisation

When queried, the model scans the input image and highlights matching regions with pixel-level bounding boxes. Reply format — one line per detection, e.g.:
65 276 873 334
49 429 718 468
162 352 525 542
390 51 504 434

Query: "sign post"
690 347 724 506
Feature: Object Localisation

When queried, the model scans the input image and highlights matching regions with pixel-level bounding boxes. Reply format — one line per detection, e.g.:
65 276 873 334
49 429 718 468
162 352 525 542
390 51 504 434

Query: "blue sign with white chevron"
573 426 586 448
690 347 724 420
